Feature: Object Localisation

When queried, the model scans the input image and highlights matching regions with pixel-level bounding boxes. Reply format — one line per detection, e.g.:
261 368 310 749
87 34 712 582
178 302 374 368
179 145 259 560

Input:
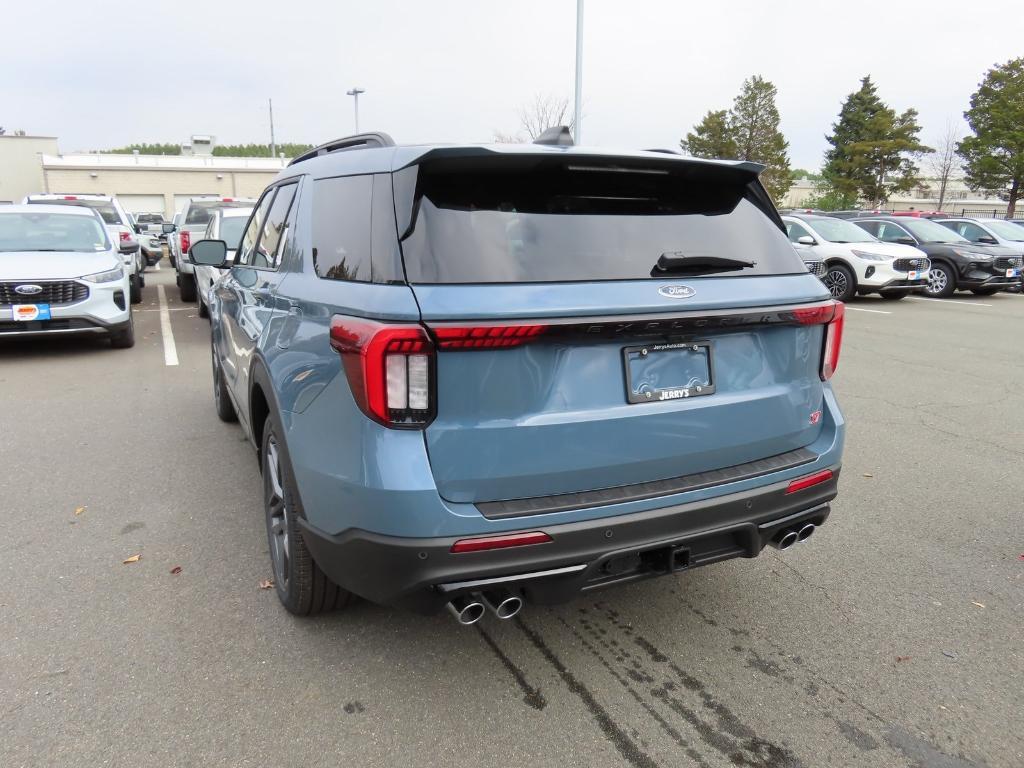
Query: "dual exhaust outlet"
446 589 522 625
771 522 816 551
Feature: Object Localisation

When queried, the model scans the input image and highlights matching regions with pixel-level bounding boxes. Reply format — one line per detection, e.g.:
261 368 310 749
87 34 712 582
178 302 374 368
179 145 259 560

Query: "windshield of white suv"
983 220 1024 241
29 198 122 226
804 217 876 243
901 218 968 243
0 212 111 252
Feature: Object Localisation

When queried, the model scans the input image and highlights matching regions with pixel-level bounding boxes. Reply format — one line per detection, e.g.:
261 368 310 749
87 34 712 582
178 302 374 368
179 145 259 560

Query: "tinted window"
901 218 966 243
312 175 372 282
952 222 988 242
401 156 803 283
875 222 913 243
253 184 297 269
236 192 274 266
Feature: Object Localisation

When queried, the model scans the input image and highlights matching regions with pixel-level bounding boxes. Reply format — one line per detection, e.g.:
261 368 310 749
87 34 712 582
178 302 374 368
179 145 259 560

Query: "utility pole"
574 0 584 144
268 98 276 158
346 87 365 133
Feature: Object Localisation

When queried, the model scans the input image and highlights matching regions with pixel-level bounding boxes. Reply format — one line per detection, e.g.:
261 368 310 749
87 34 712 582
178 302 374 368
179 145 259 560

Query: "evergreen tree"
728 76 792 202
680 77 792 203
822 76 930 207
680 110 737 160
957 58 1024 217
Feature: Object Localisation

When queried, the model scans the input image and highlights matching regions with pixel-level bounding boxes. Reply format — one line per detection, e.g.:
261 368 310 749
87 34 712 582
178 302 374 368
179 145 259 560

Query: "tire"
924 262 956 298
109 312 135 348
971 287 999 296
261 415 352 616
878 290 906 300
179 273 197 302
129 273 142 305
211 341 237 423
823 263 856 302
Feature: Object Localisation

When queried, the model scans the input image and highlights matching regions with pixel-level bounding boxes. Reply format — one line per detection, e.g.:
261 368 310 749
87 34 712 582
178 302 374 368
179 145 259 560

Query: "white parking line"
136 307 193 312
905 297 992 307
157 285 179 366
846 307 892 315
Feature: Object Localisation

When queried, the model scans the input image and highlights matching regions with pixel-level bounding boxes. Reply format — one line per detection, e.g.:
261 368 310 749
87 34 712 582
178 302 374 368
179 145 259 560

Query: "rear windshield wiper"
653 251 755 275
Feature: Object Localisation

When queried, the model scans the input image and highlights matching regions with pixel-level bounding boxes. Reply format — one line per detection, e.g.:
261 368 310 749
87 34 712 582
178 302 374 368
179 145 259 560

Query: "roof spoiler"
533 126 574 146
290 132 396 166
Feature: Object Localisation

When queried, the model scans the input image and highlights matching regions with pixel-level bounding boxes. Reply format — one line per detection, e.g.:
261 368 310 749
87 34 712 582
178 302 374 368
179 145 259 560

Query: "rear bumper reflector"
450 531 552 554
785 469 834 494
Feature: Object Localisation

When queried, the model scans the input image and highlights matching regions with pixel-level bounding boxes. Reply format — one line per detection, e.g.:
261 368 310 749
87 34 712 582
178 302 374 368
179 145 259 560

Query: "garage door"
119 194 166 215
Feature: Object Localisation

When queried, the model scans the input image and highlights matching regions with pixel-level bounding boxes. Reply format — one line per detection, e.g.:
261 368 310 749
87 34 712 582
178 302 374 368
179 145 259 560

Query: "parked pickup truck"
169 196 255 302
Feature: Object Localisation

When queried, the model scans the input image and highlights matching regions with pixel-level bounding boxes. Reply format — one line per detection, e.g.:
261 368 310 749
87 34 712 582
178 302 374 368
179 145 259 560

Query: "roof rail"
533 126 574 146
289 132 396 166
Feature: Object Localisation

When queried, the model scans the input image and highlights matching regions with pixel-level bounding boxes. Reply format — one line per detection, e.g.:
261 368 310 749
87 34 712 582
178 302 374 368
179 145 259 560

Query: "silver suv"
170 196 255 302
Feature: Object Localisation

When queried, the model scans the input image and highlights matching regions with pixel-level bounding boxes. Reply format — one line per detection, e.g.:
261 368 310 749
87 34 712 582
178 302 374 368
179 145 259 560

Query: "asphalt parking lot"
2 267 1021 768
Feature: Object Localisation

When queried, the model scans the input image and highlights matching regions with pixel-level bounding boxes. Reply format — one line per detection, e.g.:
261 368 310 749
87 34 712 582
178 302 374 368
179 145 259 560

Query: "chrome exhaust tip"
797 523 816 543
482 590 523 620
446 595 486 625
773 530 800 550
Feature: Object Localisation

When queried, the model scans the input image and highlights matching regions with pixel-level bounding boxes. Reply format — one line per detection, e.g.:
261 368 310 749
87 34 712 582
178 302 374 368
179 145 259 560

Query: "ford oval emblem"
14 284 44 296
658 285 696 299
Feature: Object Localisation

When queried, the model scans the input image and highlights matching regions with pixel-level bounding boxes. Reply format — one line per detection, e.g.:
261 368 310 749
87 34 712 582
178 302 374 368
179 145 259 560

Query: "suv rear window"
399 156 804 284
185 200 253 225
31 198 121 225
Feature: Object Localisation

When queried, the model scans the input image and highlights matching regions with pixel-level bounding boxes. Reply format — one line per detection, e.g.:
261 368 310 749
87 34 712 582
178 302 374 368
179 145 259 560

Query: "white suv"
23 194 144 304
935 218 1024 258
170 196 256 302
782 214 931 301
0 205 134 347
193 207 253 319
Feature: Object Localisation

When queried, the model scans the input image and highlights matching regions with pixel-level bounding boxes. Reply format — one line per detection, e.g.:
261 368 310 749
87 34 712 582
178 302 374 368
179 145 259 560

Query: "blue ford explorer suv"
190 128 845 624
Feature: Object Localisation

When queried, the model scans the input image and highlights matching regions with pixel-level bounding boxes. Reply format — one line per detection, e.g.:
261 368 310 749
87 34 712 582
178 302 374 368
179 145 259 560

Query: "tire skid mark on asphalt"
575 607 800 768
554 614 712 768
670 599 988 767
513 615 659 768
475 624 547 711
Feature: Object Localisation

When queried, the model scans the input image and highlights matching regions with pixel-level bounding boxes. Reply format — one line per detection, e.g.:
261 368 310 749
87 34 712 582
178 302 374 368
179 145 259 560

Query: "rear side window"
312 175 373 282
399 156 805 284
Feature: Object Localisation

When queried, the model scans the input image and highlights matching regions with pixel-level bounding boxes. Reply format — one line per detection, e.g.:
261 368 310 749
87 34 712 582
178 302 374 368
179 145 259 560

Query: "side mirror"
978 235 998 244
796 235 816 246
119 242 140 254
189 239 229 267
161 222 176 234
895 236 916 246
133 223 143 235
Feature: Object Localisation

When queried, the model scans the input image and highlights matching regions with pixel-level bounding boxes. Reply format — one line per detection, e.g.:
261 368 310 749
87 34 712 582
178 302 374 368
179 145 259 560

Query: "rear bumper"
300 466 840 614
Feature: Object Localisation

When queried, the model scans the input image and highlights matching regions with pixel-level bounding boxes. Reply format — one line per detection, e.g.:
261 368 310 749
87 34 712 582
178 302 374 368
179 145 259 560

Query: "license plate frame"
622 341 715 405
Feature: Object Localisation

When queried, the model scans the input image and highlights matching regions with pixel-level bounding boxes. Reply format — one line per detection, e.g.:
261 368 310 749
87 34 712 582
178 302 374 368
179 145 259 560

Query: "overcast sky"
3 1 1019 169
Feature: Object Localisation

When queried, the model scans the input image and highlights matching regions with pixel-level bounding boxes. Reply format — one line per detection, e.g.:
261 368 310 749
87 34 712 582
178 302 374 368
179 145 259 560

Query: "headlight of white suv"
81 266 125 283
850 250 890 262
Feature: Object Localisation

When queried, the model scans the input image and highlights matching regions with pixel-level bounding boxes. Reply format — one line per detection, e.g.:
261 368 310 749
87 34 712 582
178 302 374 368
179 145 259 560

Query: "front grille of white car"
0 281 89 306
892 257 930 273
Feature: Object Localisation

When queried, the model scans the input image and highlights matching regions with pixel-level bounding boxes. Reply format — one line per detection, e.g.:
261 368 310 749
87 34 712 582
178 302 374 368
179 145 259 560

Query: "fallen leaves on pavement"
74 506 87 515
862 473 874 478
122 554 142 564
258 579 274 590
170 566 182 575
971 601 985 609
896 655 911 663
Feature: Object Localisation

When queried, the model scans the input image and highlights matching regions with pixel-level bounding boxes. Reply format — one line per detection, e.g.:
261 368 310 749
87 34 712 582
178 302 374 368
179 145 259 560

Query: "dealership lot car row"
1 130 1021 625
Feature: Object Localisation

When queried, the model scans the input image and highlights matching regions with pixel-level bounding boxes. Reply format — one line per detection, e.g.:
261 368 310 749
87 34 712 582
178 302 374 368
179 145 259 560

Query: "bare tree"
520 94 574 140
927 120 961 210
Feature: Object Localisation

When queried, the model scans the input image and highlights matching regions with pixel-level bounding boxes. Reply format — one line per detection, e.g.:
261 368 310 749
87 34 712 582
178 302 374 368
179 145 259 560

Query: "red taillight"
793 300 844 381
329 315 433 427
180 230 191 253
63 195 78 200
222 197 234 202
119 231 131 242
430 324 549 349
450 531 552 553
785 469 834 494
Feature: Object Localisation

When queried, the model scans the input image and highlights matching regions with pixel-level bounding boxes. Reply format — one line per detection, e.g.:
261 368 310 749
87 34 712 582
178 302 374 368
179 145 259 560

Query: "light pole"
346 87 365 133
573 0 584 144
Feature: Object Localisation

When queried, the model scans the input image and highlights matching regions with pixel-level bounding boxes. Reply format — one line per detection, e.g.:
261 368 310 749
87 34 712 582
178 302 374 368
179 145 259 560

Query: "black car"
851 216 1020 297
